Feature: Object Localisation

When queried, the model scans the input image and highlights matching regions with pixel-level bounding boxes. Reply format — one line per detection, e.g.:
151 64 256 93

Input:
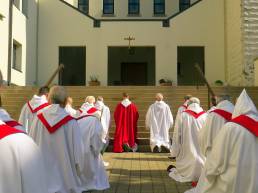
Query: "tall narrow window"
78 0 89 14
154 0 165 15
12 41 22 72
179 0 190 11
103 0 114 15
22 0 28 16
128 0 140 15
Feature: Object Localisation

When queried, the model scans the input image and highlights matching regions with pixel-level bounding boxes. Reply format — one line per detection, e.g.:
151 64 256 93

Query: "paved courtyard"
87 153 191 193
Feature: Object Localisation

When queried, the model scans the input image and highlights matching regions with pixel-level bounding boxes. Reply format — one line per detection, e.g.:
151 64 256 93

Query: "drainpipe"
7 0 13 85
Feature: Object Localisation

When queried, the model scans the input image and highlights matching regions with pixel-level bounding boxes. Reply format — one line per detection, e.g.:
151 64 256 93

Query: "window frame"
154 0 165 15
103 0 114 15
128 0 140 15
78 0 89 14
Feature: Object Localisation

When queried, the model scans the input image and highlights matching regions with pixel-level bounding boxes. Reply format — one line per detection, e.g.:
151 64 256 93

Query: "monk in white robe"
65 96 80 118
0 71 48 193
185 89 258 193
30 86 84 193
169 97 207 182
0 108 25 131
77 110 110 191
19 86 49 133
146 93 173 152
171 95 192 157
79 96 96 113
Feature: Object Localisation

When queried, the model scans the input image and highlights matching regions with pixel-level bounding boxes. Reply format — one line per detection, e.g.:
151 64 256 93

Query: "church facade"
0 0 257 86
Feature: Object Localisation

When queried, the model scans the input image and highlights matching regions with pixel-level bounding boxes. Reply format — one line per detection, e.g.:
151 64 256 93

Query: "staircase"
1 86 257 152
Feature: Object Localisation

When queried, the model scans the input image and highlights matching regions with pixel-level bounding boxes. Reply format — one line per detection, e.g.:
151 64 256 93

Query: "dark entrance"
121 62 147 85
177 46 205 85
59 46 86 86
108 47 155 86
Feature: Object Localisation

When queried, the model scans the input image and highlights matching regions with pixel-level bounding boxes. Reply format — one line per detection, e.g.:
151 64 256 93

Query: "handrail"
44 64 64 87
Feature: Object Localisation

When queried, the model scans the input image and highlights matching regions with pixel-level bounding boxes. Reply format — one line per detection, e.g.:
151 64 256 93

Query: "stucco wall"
37 0 225 86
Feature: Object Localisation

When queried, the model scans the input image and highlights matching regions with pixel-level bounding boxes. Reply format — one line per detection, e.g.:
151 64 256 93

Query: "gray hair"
216 94 231 104
48 86 67 105
188 97 200 105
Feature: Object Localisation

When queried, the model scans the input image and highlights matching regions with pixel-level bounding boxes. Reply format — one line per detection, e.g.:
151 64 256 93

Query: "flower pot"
89 81 100 86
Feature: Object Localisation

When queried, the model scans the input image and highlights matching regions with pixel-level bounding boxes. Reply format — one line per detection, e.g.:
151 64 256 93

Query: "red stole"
28 102 49 113
37 113 74 134
211 109 232 121
5 120 22 128
0 125 24 139
87 107 98 114
184 110 206 119
231 115 258 137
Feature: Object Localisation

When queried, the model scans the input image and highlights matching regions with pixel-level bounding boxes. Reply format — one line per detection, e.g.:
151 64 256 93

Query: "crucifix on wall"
124 36 135 49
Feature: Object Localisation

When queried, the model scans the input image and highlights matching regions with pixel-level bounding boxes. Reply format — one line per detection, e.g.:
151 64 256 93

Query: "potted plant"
88 75 100 86
214 80 224 86
159 78 173 86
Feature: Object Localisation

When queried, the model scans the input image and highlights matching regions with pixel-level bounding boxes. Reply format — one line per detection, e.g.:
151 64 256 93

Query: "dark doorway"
108 47 155 86
59 46 86 86
177 46 205 85
121 62 147 85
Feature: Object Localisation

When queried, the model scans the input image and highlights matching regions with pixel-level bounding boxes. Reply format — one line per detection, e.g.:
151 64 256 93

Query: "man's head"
97 96 104 102
66 96 73 106
85 96 95 104
184 95 192 101
48 86 67 107
188 97 200 106
156 93 164 101
216 94 231 104
38 86 49 96
122 92 129 100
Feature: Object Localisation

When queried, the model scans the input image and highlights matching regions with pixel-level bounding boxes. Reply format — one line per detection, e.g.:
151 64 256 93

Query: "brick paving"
84 153 191 193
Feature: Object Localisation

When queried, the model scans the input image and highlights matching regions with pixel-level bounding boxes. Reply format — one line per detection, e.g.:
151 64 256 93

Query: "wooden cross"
124 36 135 49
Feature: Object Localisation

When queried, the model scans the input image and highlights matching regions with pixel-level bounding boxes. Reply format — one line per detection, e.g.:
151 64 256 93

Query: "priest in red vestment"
113 93 139 153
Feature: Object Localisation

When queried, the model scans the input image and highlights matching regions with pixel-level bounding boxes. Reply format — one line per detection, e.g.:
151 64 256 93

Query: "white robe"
95 101 111 143
169 103 207 182
0 108 25 132
19 95 49 133
0 122 48 193
65 104 80 118
199 100 234 157
185 89 258 193
146 101 173 151
77 115 110 191
29 104 84 193
171 101 188 157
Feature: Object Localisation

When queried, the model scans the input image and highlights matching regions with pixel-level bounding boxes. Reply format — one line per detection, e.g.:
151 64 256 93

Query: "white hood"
187 103 204 114
29 95 48 110
80 102 94 112
121 99 131 107
232 89 258 119
95 101 104 111
216 100 235 114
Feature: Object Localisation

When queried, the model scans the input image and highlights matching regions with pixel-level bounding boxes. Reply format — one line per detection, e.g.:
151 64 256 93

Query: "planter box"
89 81 100 86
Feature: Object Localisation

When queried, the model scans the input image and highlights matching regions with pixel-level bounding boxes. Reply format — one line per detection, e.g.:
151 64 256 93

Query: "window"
128 0 140 15
154 0 165 15
179 0 190 11
78 0 89 14
12 42 22 72
13 0 20 10
103 0 114 14
22 0 28 16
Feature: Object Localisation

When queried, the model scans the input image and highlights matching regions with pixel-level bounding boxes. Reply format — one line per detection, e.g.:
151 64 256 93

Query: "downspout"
35 0 39 85
7 0 13 85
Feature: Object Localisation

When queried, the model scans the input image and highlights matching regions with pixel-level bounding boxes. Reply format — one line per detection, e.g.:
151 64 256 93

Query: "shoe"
103 161 110 167
153 146 159 153
167 164 176 172
161 146 170 153
123 143 133 152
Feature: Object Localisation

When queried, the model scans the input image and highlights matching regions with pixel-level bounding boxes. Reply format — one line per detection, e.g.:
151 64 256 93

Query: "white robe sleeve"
171 113 183 157
166 105 174 129
18 104 28 129
145 106 152 129
91 120 104 157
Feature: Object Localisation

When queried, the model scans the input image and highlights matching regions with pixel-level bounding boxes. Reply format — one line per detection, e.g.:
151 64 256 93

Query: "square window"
179 0 190 11
154 0 165 15
128 0 140 15
78 0 89 14
103 0 114 14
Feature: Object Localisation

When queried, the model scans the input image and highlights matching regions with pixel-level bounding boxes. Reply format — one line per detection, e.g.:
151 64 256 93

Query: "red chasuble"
113 103 139 153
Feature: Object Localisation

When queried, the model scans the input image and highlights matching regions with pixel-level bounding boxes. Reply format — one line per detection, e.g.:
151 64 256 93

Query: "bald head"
48 86 67 107
85 96 95 104
188 97 200 105
156 93 164 101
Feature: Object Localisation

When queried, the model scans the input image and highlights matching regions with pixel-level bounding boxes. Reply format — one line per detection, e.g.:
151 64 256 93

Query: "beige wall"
38 0 225 86
224 0 244 86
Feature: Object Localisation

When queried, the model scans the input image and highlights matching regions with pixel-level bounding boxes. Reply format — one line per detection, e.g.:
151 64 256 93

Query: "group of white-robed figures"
0 76 112 192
